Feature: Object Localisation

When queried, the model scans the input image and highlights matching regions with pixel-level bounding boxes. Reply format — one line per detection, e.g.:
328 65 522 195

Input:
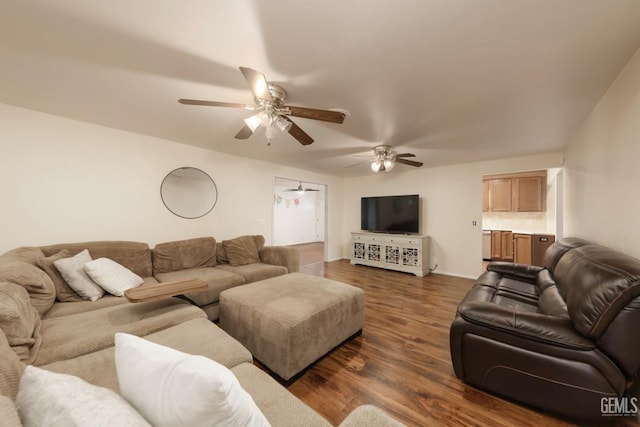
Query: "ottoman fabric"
219 273 364 380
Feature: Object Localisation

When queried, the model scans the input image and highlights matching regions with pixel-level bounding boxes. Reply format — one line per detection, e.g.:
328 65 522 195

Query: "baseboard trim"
432 270 477 280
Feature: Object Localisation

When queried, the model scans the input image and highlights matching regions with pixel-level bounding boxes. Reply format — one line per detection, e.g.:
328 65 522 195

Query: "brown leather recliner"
450 238 640 420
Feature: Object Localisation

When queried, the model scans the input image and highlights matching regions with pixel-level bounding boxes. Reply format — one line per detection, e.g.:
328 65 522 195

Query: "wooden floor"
285 260 638 427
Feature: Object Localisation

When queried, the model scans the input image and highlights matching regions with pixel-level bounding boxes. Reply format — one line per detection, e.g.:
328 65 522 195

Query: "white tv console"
350 231 430 277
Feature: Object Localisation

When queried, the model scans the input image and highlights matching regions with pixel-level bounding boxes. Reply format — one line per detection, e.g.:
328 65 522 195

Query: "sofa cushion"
53 249 104 301
152 237 217 274
0 282 42 364
115 333 269 427
34 298 205 366
0 395 21 427
155 267 245 306
41 277 158 320
217 236 265 264
0 257 56 316
216 263 287 283
42 318 252 393
36 250 84 302
17 365 151 427
40 241 153 278
0 328 26 399
231 363 331 427
84 258 144 296
223 236 260 267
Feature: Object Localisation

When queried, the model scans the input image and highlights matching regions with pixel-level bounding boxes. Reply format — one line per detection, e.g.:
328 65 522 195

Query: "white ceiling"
1 1 639 177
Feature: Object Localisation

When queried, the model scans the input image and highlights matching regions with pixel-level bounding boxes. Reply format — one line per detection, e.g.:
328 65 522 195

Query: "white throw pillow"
16 365 151 427
115 333 271 427
84 258 144 296
53 249 104 301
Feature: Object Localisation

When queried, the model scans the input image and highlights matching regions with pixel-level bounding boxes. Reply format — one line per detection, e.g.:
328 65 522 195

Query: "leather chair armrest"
258 246 300 273
487 261 544 282
457 301 593 350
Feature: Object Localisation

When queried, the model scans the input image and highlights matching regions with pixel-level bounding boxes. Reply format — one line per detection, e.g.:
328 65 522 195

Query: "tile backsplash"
482 212 550 234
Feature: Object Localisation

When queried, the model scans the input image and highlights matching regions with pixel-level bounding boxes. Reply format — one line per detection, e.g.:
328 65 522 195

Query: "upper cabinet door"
483 171 547 213
488 179 512 212
514 176 546 212
482 181 490 212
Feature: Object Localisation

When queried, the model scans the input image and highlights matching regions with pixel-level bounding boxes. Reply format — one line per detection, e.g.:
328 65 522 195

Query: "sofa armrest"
457 301 593 350
487 261 544 282
339 405 405 427
259 246 299 273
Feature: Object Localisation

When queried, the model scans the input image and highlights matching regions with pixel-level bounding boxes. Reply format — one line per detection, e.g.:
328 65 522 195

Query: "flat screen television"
361 194 419 234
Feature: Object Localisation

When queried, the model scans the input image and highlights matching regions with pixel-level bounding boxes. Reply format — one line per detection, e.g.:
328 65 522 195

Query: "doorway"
481 167 563 272
273 177 326 266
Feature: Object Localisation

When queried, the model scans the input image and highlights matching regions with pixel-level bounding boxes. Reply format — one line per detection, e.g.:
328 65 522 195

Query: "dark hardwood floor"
285 259 638 426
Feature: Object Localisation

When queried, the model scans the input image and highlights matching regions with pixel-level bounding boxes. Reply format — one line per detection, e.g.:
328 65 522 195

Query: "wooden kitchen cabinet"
483 170 547 212
515 176 546 212
491 231 502 259
501 231 514 261
514 233 533 264
491 230 513 261
488 179 512 212
482 181 490 212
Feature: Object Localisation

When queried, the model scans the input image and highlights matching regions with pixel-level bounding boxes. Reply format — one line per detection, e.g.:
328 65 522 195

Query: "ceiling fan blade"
178 99 255 109
284 117 314 145
303 188 320 192
239 67 272 102
234 124 254 140
396 158 423 168
286 106 346 124
395 153 416 158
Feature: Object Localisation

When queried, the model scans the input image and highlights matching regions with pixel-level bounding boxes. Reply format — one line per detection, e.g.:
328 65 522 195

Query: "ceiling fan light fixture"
274 116 292 132
383 158 395 172
258 111 272 127
371 159 383 172
244 114 262 132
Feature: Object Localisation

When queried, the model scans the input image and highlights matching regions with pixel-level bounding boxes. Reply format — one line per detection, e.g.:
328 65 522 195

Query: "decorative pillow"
16 365 151 427
84 258 144 297
0 258 56 315
115 333 270 427
152 237 217 274
0 282 42 364
36 250 84 302
223 236 260 267
53 250 104 301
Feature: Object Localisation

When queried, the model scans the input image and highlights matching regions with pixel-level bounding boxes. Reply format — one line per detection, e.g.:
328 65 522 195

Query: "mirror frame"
160 167 218 219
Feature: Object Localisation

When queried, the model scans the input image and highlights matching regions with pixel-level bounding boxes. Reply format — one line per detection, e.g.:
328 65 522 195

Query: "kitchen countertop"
483 229 555 235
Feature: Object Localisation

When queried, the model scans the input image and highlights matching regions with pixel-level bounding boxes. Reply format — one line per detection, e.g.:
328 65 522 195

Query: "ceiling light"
371 159 383 172
383 159 395 172
274 116 292 132
244 114 261 132
258 111 272 127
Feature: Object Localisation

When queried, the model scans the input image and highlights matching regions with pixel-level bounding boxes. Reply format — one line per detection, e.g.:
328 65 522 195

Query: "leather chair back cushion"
543 238 590 273
40 241 153 278
596 295 640 377
554 245 640 339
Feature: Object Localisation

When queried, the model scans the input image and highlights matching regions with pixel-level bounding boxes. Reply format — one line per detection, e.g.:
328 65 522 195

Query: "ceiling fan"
178 67 346 145
369 145 423 172
282 182 320 195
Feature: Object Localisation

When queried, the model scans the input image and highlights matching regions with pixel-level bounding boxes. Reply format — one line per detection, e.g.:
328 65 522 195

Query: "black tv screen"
361 195 419 234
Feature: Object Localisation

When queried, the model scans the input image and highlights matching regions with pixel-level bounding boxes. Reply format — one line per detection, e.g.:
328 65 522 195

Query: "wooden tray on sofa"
124 279 207 303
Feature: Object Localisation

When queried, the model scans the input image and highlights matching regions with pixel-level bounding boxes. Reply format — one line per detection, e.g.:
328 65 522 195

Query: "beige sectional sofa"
0 236 403 426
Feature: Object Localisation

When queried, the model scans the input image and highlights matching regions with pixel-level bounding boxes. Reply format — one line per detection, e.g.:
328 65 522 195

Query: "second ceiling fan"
179 67 346 145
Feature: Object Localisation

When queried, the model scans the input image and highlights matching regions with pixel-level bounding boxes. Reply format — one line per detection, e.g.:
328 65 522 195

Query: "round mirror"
160 167 217 219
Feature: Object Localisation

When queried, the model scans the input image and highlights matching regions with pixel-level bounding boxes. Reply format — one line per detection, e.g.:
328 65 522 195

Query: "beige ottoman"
219 272 365 381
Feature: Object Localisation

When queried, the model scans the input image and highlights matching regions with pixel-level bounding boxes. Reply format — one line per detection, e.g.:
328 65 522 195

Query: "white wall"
564 47 640 258
273 185 320 246
342 152 563 278
0 103 344 260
